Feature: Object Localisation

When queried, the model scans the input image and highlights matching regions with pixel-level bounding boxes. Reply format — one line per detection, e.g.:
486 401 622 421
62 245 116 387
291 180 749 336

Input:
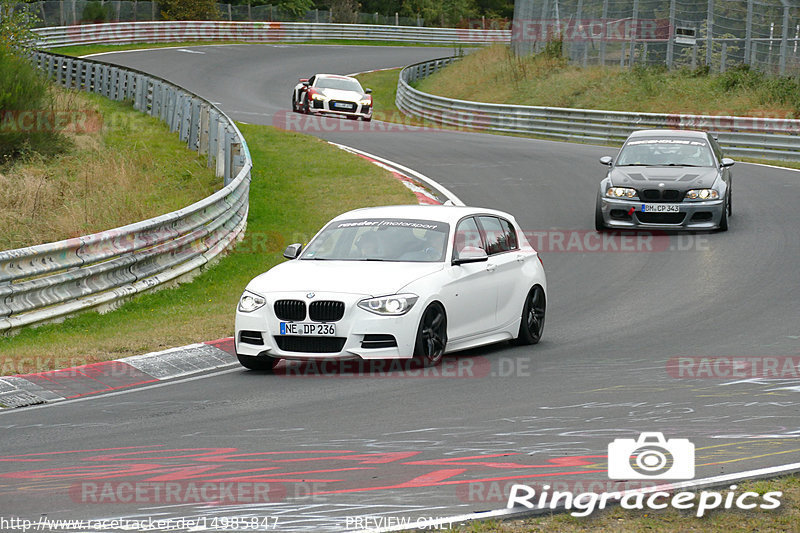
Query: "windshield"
315 77 364 92
616 138 715 167
300 218 450 262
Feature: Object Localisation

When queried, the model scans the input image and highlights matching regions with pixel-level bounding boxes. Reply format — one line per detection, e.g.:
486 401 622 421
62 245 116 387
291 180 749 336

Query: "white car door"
477 216 527 329
441 217 498 342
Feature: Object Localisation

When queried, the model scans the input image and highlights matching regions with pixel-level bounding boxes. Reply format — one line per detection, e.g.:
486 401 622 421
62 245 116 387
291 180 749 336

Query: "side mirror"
283 243 303 260
302 81 309 87
365 88 372 94
721 157 735 168
599 156 613 166
452 246 488 265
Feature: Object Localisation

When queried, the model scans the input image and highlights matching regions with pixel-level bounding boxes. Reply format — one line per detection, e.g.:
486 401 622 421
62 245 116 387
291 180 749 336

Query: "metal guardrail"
0 51 251 333
33 21 511 48
397 57 800 161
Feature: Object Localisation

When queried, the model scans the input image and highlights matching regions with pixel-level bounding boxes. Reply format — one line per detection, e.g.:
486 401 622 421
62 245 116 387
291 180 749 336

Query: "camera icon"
608 432 695 480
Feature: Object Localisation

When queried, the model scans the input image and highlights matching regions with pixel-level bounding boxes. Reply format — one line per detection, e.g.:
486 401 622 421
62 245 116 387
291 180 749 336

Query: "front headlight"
358 98 371 105
238 290 266 313
606 187 638 199
310 93 326 101
685 189 720 200
358 294 419 316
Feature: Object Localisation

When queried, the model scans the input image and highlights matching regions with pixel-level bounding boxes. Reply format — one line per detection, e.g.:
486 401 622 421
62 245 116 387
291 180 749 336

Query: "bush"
713 65 762 91
81 1 111 23
160 0 220 21
541 37 564 60
0 46 66 161
761 76 800 116
0 0 37 53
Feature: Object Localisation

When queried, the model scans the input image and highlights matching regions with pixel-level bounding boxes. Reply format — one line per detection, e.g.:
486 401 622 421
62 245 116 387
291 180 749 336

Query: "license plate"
280 322 336 336
333 102 352 109
642 204 680 213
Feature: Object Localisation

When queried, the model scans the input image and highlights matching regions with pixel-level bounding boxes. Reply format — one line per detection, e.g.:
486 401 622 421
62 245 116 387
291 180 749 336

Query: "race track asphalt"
1 44 798 531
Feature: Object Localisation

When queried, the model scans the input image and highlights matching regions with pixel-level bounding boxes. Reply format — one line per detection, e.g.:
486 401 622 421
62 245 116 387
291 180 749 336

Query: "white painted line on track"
328 142 464 206
347 67 403 77
79 43 249 58
744 161 800 173
0 366 240 416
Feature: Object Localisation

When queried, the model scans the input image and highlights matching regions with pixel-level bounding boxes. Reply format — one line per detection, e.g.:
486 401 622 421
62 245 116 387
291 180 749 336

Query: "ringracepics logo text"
506 433 782 517
507 483 782 517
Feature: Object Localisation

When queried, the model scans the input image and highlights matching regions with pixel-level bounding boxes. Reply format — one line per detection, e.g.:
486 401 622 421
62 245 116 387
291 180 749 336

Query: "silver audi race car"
595 130 735 231
292 73 373 121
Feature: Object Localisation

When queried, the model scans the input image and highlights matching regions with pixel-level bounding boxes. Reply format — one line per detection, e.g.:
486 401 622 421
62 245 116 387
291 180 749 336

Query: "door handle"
486 263 496 272
516 253 525 262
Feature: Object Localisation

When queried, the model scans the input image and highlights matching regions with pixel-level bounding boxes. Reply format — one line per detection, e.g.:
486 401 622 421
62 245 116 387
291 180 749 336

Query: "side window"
478 216 515 255
708 135 723 163
499 218 519 250
453 217 484 257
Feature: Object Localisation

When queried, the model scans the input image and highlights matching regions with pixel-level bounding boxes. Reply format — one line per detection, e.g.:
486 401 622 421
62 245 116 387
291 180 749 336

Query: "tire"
595 193 606 232
413 303 447 367
302 95 310 114
718 195 729 232
728 188 733 216
291 94 299 113
237 354 279 373
514 285 546 345
364 117 372 122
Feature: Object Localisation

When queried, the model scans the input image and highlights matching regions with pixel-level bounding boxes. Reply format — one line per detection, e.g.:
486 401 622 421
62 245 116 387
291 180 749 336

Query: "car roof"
627 129 709 139
329 205 517 226
315 74 355 81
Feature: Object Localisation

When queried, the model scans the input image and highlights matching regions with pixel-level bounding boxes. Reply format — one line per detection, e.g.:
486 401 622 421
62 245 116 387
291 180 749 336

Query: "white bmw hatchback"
235 205 546 372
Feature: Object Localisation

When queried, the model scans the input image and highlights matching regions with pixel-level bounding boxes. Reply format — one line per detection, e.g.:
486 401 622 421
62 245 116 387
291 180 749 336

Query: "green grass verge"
50 40 473 58
0 124 415 375
417 44 800 118
356 66 800 171
0 89 218 250
451 475 799 532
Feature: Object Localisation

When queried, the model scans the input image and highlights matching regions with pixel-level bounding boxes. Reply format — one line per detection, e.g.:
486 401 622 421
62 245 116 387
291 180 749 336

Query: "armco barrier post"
152 81 162 118
126 71 136 100
56 56 64 85
179 96 191 143
223 128 233 186
166 88 176 131
189 99 201 151
134 75 145 111
215 120 225 178
94 64 103 94
230 141 244 180
64 57 74 88
113 68 124 100
208 110 219 168
199 106 210 156
103 66 112 97
80 61 89 91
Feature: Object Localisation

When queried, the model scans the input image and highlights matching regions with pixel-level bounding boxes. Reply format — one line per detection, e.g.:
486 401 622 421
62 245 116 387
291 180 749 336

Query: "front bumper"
235 291 420 361
599 197 725 230
308 98 372 119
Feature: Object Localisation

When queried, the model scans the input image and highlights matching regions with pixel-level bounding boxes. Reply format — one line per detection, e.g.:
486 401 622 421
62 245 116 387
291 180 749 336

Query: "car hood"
247 260 444 297
316 88 364 100
610 166 719 190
